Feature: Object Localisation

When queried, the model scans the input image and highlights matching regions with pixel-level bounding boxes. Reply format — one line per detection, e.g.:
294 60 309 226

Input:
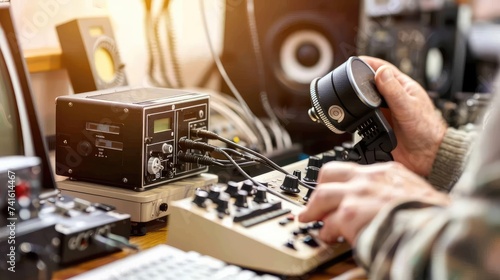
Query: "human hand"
359 56 447 177
298 161 450 244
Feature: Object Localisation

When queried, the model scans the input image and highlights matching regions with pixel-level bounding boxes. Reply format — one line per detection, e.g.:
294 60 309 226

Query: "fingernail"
379 67 394 83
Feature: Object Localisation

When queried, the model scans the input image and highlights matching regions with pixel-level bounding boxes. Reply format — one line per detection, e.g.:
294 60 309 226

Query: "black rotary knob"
342 141 354 150
322 151 336 164
216 193 230 215
304 166 320 182
280 175 300 194
307 156 322 168
292 170 302 181
344 149 361 162
234 190 248 208
224 181 239 197
334 146 346 161
192 189 208 208
303 187 314 202
241 180 255 196
208 185 222 202
253 186 268 203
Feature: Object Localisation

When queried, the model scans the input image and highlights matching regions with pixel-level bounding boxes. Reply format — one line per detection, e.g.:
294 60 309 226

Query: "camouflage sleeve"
355 83 500 278
427 127 476 192
355 167 500 279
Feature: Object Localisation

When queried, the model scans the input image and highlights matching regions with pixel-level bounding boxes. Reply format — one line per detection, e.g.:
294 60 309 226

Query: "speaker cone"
265 13 336 95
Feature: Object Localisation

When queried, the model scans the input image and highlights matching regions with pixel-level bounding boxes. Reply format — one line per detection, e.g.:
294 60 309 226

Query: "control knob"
303 166 319 202
334 146 346 161
162 143 173 154
192 189 209 208
253 186 268 204
216 193 230 215
224 181 239 197
322 151 336 164
234 190 248 208
241 180 255 196
280 175 300 194
208 185 222 202
307 156 322 168
304 166 320 182
147 157 163 175
292 170 302 181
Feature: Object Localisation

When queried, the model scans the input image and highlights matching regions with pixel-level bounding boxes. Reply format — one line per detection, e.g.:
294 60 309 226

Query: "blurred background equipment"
0 1 56 193
0 157 42 225
0 2 134 277
220 0 361 153
364 0 470 100
56 17 128 93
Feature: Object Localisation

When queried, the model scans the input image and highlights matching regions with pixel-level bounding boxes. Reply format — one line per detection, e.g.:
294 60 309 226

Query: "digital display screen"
154 118 171 133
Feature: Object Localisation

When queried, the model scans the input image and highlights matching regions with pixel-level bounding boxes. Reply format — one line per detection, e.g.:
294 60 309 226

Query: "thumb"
374 66 411 116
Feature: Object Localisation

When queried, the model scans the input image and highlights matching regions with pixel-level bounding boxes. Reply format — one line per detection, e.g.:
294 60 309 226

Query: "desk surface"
53 220 363 279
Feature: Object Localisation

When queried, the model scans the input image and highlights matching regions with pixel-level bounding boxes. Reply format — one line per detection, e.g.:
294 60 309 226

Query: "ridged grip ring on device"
309 78 344 134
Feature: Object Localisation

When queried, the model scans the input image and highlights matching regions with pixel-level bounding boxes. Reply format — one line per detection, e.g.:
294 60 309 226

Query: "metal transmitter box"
55 87 209 191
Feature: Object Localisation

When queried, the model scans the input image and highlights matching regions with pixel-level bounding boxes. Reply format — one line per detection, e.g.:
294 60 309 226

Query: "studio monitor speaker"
221 0 361 144
57 17 127 93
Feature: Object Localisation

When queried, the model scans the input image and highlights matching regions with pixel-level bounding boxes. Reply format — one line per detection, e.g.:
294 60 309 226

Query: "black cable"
198 0 273 153
93 233 139 252
192 129 315 190
177 152 225 167
179 138 267 166
178 136 308 205
178 139 267 168
181 153 261 169
246 0 291 148
214 147 302 206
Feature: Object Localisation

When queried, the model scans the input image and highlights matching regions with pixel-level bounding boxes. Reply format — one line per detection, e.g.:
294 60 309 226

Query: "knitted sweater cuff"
428 128 475 191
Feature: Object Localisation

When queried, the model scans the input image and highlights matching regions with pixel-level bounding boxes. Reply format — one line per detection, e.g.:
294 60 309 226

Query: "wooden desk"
53 220 362 279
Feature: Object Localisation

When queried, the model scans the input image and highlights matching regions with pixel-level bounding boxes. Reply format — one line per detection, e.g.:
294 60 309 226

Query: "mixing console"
167 153 351 277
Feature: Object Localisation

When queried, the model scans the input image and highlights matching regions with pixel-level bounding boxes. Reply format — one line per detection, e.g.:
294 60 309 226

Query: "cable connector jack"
191 129 218 140
177 152 221 167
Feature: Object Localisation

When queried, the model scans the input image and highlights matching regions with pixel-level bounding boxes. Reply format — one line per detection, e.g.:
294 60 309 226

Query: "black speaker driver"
264 12 339 96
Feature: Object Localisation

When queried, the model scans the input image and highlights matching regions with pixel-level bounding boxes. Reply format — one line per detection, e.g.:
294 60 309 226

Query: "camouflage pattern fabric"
355 93 500 279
